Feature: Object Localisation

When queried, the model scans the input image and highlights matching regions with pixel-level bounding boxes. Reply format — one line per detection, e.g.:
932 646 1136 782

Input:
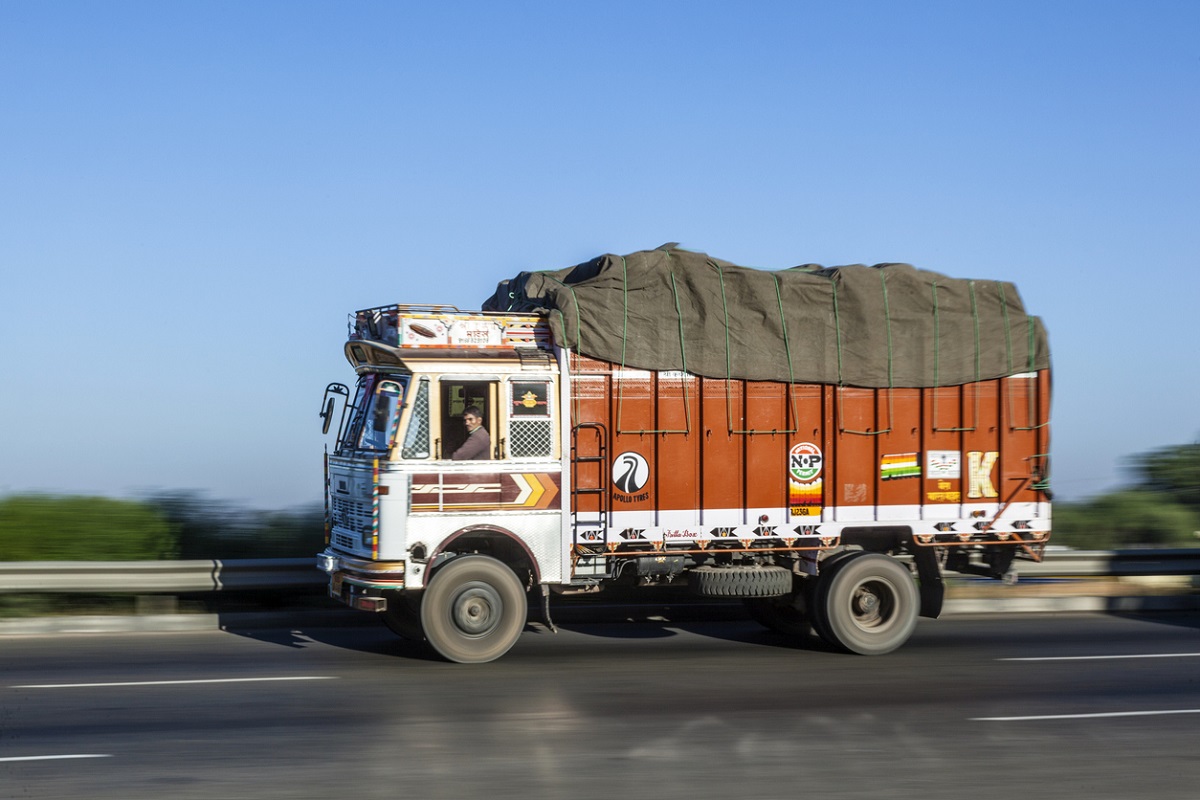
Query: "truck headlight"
316 554 339 574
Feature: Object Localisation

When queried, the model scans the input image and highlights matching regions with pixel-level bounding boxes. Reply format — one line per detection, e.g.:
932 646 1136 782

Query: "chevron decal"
410 471 561 512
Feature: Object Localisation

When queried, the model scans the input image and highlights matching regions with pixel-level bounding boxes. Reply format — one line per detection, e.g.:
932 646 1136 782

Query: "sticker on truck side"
788 442 823 515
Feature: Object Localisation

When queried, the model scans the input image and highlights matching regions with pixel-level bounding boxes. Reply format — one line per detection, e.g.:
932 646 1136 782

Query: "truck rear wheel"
813 552 918 655
420 556 527 663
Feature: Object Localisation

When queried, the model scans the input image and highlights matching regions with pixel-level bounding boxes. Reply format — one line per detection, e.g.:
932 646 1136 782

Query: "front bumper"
317 548 406 611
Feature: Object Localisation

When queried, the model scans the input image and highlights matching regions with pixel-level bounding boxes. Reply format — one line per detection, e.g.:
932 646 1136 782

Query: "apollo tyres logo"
612 452 650 503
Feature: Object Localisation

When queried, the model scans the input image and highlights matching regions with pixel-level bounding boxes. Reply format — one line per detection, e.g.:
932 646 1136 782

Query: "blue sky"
1 1 1197 509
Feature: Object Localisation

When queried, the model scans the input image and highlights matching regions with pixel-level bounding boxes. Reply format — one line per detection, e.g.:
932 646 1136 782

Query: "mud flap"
909 545 945 619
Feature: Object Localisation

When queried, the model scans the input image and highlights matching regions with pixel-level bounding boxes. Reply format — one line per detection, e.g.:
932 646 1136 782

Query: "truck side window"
400 378 431 459
508 380 553 458
439 379 497 459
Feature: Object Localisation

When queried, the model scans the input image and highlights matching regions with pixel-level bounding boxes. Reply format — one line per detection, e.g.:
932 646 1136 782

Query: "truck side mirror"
319 383 350 438
320 397 336 434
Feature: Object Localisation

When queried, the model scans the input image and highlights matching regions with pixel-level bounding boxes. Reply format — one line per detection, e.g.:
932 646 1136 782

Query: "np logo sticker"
789 442 823 482
788 442 823 515
612 452 650 502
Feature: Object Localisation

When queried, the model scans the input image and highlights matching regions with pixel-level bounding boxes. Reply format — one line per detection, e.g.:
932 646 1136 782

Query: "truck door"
407 374 565 583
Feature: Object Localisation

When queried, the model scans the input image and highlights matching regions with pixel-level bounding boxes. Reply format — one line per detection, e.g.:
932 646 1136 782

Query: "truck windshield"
344 375 409 453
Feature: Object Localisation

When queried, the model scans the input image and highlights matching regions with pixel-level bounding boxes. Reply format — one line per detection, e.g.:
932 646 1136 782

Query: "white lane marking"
12 676 336 689
0 754 112 763
1000 652 1200 662
974 709 1200 722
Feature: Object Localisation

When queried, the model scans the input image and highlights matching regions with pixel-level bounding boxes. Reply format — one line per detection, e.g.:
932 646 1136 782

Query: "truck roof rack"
348 304 553 354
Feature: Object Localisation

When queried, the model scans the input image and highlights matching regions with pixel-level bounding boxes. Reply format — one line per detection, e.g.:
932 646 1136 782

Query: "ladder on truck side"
570 422 611 579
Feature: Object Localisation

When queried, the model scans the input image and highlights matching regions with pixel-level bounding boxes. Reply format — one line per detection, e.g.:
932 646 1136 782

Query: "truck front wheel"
813 553 918 655
420 556 527 663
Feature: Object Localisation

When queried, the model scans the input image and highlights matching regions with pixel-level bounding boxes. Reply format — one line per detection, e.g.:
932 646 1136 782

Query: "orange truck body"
568 352 1050 563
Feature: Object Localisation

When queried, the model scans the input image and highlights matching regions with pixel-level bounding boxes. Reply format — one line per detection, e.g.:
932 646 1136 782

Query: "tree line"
0 492 324 561
0 442 1196 560
1052 441 1199 549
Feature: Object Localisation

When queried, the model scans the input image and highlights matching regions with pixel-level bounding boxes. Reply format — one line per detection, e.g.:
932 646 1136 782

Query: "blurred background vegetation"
1051 442 1200 549
0 491 324 561
0 443 1196 561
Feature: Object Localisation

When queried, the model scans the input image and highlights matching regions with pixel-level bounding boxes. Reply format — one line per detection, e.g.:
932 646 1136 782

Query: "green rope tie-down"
542 256 694 437
991 280 1049 432
930 280 980 433
998 281 1014 375
836 270 893 436
615 254 691 435
716 264 798 434
1008 308 1050 431
1029 452 1052 492
534 272 585 423
928 279 1046 433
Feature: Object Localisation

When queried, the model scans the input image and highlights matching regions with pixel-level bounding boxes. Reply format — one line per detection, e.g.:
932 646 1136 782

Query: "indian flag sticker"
881 453 921 481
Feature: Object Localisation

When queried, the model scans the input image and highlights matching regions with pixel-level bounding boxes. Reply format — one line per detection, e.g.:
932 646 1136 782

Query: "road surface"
2 611 1199 799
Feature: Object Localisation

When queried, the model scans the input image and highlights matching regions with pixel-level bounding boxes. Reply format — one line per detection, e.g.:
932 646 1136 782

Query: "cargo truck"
316 245 1051 662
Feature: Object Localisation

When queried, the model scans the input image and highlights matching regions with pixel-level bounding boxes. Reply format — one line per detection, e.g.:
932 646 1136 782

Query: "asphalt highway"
2 611 1199 800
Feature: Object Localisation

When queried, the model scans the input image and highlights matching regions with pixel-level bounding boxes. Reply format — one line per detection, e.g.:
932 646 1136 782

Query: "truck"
316 245 1052 662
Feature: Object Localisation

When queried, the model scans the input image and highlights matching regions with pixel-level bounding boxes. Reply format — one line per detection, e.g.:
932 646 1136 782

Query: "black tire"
813 552 918 655
688 565 791 598
744 591 810 637
809 550 861 644
380 593 424 640
420 556 527 663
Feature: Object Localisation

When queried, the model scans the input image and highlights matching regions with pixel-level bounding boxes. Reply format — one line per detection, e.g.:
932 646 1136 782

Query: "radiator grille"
330 495 371 551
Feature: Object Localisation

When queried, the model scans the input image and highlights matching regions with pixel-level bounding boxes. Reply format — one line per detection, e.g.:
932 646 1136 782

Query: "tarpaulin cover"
482 244 1050 388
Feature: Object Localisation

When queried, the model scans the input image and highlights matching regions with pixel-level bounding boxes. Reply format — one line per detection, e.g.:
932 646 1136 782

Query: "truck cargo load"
483 242 1050 388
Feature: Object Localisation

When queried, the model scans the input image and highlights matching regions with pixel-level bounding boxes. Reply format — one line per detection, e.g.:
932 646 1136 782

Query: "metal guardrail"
0 550 1198 594
0 558 325 594
1010 549 1200 578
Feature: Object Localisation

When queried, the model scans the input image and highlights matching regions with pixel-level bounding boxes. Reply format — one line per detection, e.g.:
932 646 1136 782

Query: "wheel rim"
847 578 898 632
451 581 503 638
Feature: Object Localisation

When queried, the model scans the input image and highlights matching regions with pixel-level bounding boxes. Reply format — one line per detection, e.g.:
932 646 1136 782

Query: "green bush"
0 492 325 561
146 492 325 559
1130 443 1200 510
0 495 177 561
1051 489 1200 550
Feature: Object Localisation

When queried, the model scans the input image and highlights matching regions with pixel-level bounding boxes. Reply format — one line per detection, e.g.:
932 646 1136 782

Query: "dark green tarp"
483 244 1050 389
